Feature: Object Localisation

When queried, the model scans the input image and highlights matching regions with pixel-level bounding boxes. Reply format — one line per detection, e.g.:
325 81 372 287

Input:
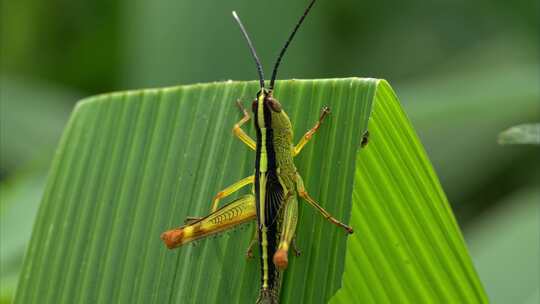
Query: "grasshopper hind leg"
273 195 299 269
161 194 256 249
295 173 354 234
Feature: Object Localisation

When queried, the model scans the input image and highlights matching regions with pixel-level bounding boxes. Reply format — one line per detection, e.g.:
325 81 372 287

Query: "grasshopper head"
252 90 292 132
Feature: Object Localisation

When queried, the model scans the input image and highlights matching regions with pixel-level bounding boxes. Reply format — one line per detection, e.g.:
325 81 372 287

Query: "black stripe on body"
254 97 284 293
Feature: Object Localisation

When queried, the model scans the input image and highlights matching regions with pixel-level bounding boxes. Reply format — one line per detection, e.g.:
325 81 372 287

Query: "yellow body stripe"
259 174 268 288
258 94 268 173
257 93 270 289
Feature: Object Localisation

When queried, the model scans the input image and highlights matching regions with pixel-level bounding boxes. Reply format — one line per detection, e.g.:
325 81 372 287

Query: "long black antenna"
232 11 266 89
269 0 316 90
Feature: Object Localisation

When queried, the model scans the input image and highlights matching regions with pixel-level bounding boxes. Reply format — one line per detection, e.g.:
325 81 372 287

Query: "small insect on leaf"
361 130 370 148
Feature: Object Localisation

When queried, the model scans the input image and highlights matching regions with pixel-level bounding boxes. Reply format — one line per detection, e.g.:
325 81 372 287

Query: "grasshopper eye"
267 98 282 112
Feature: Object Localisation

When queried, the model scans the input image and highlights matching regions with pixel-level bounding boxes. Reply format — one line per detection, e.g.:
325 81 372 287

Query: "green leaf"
331 81 487 303
498 123 540 145
14 78 486 303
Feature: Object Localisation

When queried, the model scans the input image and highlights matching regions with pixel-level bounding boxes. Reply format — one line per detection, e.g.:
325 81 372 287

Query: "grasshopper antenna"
269 0 316 90
232 11 266 89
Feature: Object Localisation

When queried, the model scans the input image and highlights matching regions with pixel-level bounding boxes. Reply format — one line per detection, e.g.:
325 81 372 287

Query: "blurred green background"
1 0 539 303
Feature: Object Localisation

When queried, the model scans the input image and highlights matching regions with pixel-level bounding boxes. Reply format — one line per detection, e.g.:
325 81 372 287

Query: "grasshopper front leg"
161 194 256 249
293 106 330 157
232 99 256 150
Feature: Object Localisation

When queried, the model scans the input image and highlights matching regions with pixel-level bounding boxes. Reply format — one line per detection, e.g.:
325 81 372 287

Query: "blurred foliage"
0 0 539 303
2 0 538 90
498 123 540 145
118 0 539 88
0 0 121 93
466 186 540 304
1 171 46 303
399 58 540 222
0 76 78 177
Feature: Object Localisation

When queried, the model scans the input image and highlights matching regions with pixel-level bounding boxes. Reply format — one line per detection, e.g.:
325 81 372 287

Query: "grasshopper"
161 1 353 303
